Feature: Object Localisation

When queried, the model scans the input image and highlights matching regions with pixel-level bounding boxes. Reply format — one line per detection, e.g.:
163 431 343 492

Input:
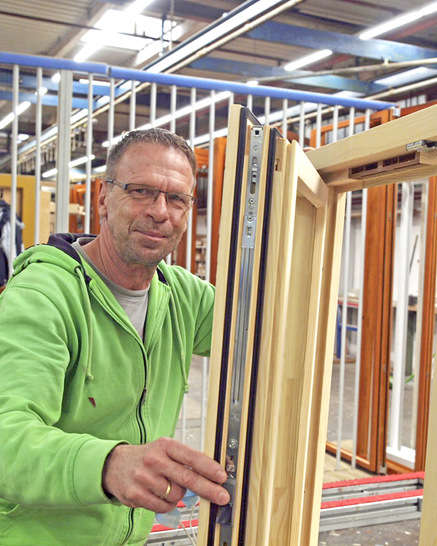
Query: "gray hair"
106 128 197 182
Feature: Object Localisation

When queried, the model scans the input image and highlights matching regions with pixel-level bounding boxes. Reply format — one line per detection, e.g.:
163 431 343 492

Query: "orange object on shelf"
69 179 101 235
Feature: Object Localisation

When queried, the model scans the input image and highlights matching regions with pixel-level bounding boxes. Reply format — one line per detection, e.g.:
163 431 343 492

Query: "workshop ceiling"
0 0 437 173
1 0 436 95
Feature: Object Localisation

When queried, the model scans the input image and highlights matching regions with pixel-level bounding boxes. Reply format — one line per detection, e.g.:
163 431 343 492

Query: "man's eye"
130 187 154 197
168 193 185 203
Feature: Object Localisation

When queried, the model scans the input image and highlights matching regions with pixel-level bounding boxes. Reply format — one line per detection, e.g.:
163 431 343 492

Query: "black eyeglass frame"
105 179 197 210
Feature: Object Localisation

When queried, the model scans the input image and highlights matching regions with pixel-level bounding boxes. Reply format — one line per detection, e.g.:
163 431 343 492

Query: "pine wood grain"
306 105 437 189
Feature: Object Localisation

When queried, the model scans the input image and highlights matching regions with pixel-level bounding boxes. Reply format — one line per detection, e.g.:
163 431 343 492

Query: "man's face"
99 142 194 269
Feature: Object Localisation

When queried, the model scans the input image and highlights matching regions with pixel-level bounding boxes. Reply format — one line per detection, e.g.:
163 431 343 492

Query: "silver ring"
159 480 172 500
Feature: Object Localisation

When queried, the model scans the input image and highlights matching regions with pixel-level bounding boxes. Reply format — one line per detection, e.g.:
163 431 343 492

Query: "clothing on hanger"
0 200 24 286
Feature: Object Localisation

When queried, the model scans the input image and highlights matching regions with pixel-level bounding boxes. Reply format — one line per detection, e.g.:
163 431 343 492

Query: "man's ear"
98 180 109 218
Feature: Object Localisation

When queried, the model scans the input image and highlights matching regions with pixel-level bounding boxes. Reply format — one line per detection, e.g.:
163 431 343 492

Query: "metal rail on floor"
320 472 424 531
146 472 424 543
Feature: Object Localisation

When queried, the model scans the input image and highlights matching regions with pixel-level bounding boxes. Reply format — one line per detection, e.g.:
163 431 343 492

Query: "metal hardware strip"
207 107 260 545
217 125 264 546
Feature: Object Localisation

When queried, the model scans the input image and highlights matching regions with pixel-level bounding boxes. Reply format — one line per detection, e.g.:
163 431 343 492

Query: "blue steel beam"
0 51 396 167
188 57 386 94
0 52 108 74
0 89 89 109
0 52 395 110
108 65 395 110
0 70 113 97
284 75 385 95
187 57 279 79
246 22 437 62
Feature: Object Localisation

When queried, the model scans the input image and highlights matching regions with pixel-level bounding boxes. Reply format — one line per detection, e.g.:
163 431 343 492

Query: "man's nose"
147 191 170 221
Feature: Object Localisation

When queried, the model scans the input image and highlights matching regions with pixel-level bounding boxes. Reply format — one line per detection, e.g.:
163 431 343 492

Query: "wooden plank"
284 143 328 544
0 173 37 248
224 124 272 546
199 116 337 545
247 140 331 545
355 185 395 472
419 326 437 545
415 177 437 470
197 104 249 545
306 104 437 188
376 186 396 474
198 107 276 545
279 196 323 544
246 137 298 545
245 134 290 545
320 155 437 191
301 188 346 544
294 142 328 208
210 137 227 285
200 104 437 545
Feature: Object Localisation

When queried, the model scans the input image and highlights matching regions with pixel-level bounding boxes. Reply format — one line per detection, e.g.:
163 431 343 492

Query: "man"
0 128 229 545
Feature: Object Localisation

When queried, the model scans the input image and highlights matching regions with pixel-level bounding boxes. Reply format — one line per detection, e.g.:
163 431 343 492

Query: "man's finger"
165 439 227 484
161 460 229 505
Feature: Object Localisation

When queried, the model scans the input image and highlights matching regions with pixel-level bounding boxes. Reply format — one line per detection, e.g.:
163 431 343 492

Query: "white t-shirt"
72 238 149 339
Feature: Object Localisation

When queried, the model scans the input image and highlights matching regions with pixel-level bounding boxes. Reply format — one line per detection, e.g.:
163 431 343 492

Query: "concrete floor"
319 519 420 545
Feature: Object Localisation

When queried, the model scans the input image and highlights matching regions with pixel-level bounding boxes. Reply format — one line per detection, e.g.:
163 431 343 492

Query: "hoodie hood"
12 233 189 391
13 233 94 280
12 234 99 384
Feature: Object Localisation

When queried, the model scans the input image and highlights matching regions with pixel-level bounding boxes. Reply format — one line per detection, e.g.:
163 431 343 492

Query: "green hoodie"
0 234 214 545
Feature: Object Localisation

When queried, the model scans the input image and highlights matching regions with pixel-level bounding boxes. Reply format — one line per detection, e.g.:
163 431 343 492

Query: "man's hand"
102 438 230 513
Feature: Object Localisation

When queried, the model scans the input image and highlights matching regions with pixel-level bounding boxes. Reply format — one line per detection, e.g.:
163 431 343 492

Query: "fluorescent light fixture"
71 109 89 124
17 133 29 142
17 101 31 115
74 43 101 63
52 73 61 83
76 2 177 62
246 80 259 87
134 21 185 65
37 87 48 96
69 154 95 168
374 66 437 87
0 114 15 129
0 101 31 130
359 1 437 40
284 49 333 72
42 155 95 179
123 0 154 16
149 0 287 73
42 168 58 179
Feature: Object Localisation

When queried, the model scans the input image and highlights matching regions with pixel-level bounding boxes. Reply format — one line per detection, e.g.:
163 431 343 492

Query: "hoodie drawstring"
74 265 94 384
168 291 189 394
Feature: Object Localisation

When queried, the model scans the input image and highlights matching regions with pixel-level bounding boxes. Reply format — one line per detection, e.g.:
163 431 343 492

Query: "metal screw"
228 439 238 449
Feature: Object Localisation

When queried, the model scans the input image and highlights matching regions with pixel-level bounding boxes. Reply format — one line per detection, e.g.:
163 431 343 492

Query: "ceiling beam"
246 21 437 63
46 2 109 58
188 57 387 94
284 75 385 94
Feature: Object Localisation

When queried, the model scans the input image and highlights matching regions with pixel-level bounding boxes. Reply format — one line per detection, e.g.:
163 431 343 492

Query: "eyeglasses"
106 179 196 213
